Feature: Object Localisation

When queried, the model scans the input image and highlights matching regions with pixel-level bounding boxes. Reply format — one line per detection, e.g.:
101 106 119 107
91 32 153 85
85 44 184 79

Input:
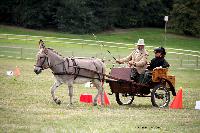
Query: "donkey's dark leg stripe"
66 58 69 68
92 61 101 81
54 98 57 102
74 68 80 80
62 62 66 73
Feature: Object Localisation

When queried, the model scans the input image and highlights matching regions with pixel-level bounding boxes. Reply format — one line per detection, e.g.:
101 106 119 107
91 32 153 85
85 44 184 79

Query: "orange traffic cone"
98 91 111 105
14 66 20 76
169 87 183 109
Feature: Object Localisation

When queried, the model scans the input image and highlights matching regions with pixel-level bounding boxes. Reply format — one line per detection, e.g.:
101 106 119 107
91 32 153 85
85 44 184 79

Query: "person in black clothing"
147 47 170 70
141 47 170 84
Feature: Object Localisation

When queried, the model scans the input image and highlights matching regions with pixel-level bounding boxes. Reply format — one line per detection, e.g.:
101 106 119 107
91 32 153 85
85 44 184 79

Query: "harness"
36 54 148 87
52 58 104 81
35 48 105 81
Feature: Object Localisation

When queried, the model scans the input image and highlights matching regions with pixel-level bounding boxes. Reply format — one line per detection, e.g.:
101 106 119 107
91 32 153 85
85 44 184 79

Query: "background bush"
0 0 199 36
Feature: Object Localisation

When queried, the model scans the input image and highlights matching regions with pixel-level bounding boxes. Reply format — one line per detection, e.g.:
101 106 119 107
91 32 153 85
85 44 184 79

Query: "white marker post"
164 16 168 47
195 101 200 110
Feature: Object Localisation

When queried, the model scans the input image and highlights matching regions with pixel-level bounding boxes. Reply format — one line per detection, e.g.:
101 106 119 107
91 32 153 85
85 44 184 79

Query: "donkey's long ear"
39 39 45 49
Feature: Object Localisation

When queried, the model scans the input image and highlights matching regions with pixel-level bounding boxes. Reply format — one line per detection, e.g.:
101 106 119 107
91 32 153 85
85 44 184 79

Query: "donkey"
34 40 106 105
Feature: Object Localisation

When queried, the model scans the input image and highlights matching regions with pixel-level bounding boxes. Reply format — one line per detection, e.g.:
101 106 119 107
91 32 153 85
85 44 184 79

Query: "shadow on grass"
127 104 153 109
44 97 166 111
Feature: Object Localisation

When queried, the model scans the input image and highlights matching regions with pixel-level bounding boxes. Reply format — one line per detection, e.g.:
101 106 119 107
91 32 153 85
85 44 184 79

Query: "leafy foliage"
170 0 200 36
0 0 199 36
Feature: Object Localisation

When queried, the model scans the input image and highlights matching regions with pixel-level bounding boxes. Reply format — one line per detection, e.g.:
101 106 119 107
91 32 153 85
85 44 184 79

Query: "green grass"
0 57 200 133
0 25 200 51
0 25 200 132
0 25 200 69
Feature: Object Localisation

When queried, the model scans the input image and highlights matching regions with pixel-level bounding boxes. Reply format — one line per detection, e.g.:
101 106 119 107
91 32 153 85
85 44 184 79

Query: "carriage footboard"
106 79 137 94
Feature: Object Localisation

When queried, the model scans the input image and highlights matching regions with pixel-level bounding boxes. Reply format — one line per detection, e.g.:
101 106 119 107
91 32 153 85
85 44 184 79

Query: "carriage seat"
152 67 168 82
108 67 132 81
152 67 175 87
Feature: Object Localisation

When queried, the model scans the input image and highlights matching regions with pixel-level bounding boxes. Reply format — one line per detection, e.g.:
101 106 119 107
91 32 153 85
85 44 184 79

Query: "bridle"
35 50 65 70
35 52 50 70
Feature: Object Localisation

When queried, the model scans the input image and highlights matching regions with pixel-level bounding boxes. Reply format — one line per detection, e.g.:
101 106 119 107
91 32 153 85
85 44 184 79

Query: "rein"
36 49 148 87
51 58 148 87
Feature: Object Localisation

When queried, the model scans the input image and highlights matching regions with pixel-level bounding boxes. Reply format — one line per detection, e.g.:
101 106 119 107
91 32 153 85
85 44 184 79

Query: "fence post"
180 57 183 67
20 47 23 59
26 35 28 44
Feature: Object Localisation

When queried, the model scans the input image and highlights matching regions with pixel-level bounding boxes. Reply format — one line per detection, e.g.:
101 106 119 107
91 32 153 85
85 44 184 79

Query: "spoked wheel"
151 84 170 108
115 93 134 105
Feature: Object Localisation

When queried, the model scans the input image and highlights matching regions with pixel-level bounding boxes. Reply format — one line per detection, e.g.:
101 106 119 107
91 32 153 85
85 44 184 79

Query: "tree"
0 0 16 23
56 0 117 34
4 0 199 36
56 0 96 33
170 0 200 36
114 0 171 28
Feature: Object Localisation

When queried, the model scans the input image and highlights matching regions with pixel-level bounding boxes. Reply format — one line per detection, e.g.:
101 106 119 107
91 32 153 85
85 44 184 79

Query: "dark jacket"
147 57 170 71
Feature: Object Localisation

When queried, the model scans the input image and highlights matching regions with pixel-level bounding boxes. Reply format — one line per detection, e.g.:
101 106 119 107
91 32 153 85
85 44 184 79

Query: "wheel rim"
153 85 170 107
118 93 134 105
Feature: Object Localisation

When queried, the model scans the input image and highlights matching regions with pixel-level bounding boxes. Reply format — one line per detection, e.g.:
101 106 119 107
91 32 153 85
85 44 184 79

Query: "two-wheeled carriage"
106 67 176 107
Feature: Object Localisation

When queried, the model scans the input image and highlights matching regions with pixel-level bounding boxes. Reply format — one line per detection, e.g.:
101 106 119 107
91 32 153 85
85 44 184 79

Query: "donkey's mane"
47 48 63 57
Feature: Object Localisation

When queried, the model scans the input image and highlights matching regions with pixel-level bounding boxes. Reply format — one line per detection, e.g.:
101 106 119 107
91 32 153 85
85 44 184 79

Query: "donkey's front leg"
68 83 73 105
93 80 104 106
51 81 62 105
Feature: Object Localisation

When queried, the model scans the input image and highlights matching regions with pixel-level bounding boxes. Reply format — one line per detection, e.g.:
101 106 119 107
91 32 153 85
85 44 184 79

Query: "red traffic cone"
98 91 111 105
169 87 183 109
14 66 20 76
80 93 93 103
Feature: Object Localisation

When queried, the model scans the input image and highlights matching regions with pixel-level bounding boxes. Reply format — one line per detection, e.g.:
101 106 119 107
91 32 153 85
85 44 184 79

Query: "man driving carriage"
116 39 148 82
109 41 174 107
116 39 170 84
106 39 176 107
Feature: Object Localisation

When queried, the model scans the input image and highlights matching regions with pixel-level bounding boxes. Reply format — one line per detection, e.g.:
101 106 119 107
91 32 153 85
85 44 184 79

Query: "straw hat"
135 39 145 45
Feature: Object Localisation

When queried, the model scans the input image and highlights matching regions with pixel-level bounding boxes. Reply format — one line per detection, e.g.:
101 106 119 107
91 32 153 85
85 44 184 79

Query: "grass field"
0 58 200 132
0 25 200 51
0 25 200 132
0 25 200 69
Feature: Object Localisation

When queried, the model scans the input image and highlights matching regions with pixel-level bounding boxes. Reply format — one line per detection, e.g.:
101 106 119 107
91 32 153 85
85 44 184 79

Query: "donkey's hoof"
54 98 57 102
67 103 73 106
55 99 61 105
53 98 61 105
93 103 97 106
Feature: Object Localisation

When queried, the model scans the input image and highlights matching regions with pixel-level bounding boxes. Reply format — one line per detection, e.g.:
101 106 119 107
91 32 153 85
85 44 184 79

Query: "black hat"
154 47 166 55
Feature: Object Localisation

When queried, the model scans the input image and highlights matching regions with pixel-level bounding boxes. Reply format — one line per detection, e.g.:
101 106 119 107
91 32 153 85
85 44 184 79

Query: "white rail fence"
0 33 200 69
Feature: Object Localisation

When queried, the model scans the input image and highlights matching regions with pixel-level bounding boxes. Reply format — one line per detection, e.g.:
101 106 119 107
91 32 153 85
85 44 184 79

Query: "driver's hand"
128 61 136 67
116 59 122 64
127 61 132 67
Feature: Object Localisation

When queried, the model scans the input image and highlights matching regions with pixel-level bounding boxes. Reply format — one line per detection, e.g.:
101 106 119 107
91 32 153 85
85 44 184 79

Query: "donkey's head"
34 40 50 74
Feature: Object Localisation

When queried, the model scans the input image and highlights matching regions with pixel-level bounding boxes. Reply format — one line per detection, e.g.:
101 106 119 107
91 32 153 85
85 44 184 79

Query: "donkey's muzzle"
34 66 42 75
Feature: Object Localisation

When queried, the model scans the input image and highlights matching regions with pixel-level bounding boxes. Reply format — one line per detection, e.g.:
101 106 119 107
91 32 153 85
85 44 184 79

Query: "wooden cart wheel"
115 93 134 105
151 84 170 108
